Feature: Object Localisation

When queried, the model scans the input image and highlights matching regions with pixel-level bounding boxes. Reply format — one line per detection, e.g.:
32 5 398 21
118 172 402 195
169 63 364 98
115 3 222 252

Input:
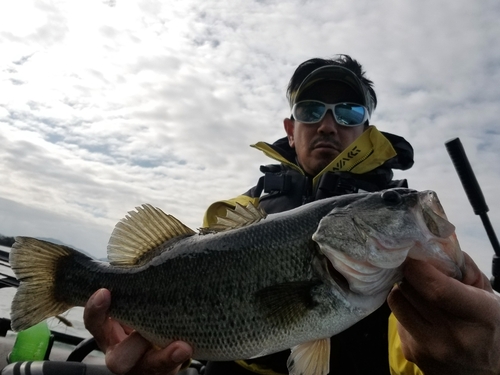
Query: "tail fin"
10 237 78 332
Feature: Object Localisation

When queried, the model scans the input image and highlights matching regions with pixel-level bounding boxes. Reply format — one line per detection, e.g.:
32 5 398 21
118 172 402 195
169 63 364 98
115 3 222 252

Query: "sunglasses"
291 100 369 126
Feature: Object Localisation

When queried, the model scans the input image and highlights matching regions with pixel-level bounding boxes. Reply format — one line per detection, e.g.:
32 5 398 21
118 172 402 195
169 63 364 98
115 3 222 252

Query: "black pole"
445 138 500 291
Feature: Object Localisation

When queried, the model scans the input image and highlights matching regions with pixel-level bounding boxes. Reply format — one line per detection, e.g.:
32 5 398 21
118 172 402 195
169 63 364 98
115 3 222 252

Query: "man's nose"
317 110 339 133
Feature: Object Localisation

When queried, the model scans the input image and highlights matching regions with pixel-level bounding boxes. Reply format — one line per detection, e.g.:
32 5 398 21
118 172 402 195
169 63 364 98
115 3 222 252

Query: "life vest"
203 127 423 375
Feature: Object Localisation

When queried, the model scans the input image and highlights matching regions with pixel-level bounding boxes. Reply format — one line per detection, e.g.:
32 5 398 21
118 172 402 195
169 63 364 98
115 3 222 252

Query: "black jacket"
205 131 414 375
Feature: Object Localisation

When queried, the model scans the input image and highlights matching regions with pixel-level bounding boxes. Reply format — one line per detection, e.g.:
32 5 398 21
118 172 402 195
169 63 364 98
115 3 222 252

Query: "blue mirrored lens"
294 102 326 123
334 104 366 126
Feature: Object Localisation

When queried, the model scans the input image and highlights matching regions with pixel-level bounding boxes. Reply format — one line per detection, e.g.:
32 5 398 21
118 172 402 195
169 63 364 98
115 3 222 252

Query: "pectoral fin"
255 281 319 326
287 338 330 375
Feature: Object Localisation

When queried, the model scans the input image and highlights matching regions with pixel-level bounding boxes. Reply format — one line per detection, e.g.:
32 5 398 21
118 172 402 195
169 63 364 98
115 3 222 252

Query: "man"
199 56 413 375
84 55 500 375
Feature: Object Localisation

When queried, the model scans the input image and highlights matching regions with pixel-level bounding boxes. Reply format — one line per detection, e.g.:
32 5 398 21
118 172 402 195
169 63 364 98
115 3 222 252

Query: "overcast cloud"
0 0 499 275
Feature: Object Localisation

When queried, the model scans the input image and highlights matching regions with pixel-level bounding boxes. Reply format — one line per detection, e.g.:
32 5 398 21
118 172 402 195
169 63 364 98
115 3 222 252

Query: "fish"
9 188 464 375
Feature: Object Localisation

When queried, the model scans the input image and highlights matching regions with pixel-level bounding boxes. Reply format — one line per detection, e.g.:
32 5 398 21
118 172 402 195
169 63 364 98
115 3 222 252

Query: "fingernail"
171 348 190 363
92 289 105 308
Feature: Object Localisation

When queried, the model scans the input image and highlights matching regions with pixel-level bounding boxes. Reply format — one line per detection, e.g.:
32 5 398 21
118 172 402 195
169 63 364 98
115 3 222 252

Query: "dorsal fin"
107 204 196 266
200 202 267 233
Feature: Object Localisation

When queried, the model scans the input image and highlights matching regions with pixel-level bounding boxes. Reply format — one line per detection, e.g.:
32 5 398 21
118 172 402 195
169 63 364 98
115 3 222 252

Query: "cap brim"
289 65 373 115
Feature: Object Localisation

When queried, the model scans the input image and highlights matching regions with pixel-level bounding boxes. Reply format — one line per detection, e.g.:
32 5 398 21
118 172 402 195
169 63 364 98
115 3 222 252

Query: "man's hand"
84 289 193 375
388 252 500 375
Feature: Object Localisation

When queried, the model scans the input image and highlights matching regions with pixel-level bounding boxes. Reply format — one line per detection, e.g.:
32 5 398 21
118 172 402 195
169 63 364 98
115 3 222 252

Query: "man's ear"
284 118 295 148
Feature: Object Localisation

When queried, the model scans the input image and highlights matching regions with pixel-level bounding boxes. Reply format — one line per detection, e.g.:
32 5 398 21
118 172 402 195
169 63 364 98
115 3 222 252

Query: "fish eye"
381 189 402 205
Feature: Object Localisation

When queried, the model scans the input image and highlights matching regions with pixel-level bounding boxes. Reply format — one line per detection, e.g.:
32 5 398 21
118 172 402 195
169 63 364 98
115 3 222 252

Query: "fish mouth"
407 234 464 279
418 190 455 237
413 191 465 277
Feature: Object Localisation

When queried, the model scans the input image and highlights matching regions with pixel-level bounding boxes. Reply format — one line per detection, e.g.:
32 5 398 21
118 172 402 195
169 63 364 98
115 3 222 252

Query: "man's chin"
312 147 339 160
309 150 339 174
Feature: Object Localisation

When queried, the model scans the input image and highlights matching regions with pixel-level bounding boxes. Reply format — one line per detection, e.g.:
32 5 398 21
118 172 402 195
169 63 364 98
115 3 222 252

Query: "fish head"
312 188 464 296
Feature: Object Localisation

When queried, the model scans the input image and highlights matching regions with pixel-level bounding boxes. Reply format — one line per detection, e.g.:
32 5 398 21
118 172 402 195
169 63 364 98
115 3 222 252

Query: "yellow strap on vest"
388 313 424 375
312 126 397 187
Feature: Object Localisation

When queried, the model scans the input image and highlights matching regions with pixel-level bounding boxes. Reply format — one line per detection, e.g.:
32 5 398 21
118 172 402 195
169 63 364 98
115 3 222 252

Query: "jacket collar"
251 126 414 185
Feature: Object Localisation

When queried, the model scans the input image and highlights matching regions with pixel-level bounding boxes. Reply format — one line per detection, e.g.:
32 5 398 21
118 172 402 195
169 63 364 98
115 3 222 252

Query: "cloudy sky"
1 0 499 276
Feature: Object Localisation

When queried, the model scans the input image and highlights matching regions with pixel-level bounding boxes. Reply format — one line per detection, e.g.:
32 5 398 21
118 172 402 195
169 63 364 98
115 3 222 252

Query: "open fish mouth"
313 189 464 296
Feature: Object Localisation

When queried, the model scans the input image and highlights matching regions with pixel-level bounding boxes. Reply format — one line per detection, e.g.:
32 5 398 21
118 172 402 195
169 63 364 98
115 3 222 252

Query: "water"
0 245 91 340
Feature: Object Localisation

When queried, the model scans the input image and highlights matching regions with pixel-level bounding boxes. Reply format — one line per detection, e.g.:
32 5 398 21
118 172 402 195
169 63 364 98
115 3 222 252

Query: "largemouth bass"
10 188 464 375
